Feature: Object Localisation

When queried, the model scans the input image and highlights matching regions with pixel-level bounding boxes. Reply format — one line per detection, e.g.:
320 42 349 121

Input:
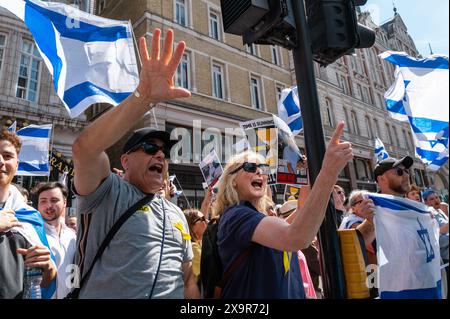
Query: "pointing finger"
330 121 345 146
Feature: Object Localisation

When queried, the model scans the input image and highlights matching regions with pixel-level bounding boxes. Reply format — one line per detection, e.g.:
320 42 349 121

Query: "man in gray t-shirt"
72 28 199 299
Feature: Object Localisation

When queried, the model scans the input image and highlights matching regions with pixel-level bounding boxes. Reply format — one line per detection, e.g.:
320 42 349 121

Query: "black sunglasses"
230 162 270 175
127 141 170 158
394 167 410 176
193 216 207 224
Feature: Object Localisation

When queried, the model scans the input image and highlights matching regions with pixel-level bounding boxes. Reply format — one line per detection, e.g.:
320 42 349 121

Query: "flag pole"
48 124 54 182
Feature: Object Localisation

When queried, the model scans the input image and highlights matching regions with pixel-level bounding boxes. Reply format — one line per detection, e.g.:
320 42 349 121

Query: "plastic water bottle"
23 267 43 299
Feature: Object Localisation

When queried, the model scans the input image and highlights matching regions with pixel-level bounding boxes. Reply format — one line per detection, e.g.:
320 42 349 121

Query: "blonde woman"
214 122 352 298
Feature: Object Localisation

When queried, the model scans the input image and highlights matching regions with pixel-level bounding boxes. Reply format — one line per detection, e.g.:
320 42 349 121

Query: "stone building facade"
94 1 447 206
1 1 446 205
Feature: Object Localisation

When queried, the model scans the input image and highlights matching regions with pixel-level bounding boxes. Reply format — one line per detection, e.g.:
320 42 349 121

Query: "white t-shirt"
45 221 76 299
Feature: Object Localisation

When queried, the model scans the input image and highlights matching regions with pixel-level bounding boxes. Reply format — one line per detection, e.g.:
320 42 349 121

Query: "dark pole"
291 0 346 299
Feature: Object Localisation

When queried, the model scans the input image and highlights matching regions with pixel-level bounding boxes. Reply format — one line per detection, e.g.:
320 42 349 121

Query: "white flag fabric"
374 137 389 162
380 51 449 171
368 193 442 299
277 86 303 135
7 121 17 133
16 124 52 176
0 0 139 118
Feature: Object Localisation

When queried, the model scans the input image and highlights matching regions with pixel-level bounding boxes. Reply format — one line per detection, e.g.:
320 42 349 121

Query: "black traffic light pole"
291 0 346 299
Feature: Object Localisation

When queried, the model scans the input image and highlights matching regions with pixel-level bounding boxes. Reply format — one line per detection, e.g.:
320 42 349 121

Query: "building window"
16 39 41 103
246 44 258 56
408 132 414 152
98 0 107 13
212 64 224 99
393 126 400 146
175 0 188 26
343 108 351 132
414 169 425 187
355 158 371 181
250 77 262 110
0 34 6 74
209 10 221 40
325 98 335 127
337 74 350 95
176 53 190 89
373 118 380 138
271 45 282 66
363 86 372 104
350 111 359 134
356 83 364 101
385 123 393 145
403 129 410 150
365 116 373 139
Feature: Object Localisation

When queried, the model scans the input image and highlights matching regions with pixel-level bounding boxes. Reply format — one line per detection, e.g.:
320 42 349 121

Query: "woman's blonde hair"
212 151 268 217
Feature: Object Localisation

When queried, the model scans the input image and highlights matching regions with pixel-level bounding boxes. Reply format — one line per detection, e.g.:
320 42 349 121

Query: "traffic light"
220 0 297 49
305 0 376 66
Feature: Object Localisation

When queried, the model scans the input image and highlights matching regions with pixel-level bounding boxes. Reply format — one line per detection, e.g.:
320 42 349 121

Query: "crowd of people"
1 28 448 299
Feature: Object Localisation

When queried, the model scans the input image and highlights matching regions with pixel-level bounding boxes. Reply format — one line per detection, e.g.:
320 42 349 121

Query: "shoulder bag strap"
214 244 254 298
66 193 154 298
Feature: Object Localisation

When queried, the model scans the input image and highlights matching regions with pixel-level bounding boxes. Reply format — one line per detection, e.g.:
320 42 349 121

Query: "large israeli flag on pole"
0 0 139 118
380 51 449 172
368 193 442 299
16 124 52 176
277 86 303 135
374 137 389 162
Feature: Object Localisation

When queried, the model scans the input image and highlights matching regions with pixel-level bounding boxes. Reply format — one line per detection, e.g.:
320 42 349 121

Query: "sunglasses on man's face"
394 167 410 177
230 162 270 175
127 142 170 158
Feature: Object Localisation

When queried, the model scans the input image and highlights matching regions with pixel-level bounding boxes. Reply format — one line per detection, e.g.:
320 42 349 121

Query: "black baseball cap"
374 156 414 180
122 128 177 155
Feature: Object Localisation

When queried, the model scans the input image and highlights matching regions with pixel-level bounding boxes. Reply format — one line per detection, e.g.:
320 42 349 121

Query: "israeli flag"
16 124 52 176
369 193 442 299
374 137 389 162
7 121 17 133
0 0 139 118
380 51 449 172
277 86 303 135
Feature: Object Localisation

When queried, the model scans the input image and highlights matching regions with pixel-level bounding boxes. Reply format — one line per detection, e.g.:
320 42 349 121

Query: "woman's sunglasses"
127 141 170 158
230 162 270 175
193 216 207 224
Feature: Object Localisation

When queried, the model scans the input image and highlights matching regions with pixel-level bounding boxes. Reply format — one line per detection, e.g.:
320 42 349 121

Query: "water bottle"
23 267 43 299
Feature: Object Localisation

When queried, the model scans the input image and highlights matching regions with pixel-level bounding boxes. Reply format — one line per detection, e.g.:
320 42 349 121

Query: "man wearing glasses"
373 156 414 196
71 29 199 299
351 157 414 266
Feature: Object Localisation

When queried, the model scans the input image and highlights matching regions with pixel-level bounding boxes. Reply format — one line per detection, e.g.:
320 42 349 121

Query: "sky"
361 0 449 57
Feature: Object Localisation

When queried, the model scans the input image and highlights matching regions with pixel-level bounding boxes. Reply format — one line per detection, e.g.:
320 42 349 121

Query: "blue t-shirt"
217 202 305 299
